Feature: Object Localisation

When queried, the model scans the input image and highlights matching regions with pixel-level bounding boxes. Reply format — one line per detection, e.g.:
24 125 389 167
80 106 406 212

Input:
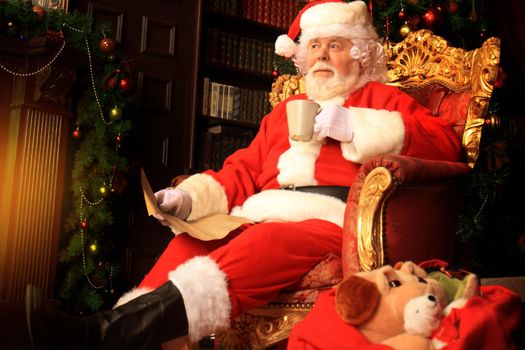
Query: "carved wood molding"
357 167 394 272
269 74 305 108
217 307 311 350
463 37 500 167
385 29 500 167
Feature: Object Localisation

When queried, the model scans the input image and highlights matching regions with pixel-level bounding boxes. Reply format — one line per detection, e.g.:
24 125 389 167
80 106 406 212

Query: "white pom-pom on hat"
275 34 298 58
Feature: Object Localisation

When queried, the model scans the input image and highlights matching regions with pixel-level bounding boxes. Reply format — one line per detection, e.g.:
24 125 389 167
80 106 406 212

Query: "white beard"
305 61 360 102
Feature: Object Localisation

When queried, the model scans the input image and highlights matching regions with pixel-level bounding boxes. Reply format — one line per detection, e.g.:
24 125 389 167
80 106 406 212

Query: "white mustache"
308 62 335 74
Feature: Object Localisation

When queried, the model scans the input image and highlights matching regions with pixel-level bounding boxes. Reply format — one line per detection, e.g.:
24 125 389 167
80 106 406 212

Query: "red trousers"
139 219 342 318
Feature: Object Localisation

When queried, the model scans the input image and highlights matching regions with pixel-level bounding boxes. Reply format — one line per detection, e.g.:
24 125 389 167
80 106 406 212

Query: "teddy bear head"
335 261 448 344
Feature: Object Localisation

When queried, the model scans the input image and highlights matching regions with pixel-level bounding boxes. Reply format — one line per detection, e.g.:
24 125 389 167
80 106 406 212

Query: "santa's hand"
154 188 192 220
314 104 354 142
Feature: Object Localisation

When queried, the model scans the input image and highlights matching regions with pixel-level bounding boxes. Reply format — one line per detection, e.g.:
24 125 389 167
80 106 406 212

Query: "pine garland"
0 0 134 313
371 0 488 49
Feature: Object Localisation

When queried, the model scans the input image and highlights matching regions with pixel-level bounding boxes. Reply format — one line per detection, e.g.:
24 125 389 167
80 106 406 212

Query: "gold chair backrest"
268 29 501 168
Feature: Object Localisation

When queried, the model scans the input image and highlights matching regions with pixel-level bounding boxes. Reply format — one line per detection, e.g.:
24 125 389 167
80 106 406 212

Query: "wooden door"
74 0 202 288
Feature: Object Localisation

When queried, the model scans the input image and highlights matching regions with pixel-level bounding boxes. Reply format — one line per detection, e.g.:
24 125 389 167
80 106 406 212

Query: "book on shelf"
202 78 269 125
202 77 210 115
204 124 256 171
209 81 220 117
204 27 220 64
238 37 246 70
217 83 225 119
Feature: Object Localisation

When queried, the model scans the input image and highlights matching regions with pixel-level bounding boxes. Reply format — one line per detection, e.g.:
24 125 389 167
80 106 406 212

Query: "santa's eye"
389 280 401 287
418 277 427 284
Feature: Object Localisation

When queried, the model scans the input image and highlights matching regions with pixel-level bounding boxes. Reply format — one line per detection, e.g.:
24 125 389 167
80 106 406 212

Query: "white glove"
314 104 354 142
154 188 192 222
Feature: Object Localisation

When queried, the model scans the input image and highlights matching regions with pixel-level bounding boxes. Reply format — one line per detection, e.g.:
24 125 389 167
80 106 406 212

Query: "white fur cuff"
169 256 231 343
340 107 405 164
176 173 228 221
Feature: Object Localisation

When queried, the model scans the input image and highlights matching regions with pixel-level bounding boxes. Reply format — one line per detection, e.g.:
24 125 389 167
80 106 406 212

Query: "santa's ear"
335 275 380 325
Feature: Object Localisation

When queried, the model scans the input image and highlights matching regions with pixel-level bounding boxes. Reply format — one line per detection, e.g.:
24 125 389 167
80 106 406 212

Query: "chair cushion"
407 85 471 141
272 253 343 304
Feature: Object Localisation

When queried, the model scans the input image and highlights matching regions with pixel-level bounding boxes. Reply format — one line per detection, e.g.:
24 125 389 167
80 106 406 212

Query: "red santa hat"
275 0 376 58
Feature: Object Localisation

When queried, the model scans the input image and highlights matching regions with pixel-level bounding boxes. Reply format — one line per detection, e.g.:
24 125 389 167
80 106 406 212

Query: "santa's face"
305 36 361 101
306 36 356 78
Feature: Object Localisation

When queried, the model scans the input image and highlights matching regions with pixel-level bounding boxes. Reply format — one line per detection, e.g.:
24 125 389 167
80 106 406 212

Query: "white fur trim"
277 139 322 187
340 107 405 164
169 256 231 343
301 1 369 28
275 34 298 58
230 189 345 227
300 23 377 45
176 173 228 221
113 287 153 308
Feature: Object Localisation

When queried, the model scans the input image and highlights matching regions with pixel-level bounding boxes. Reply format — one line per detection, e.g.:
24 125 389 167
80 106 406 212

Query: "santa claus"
26 1 461 349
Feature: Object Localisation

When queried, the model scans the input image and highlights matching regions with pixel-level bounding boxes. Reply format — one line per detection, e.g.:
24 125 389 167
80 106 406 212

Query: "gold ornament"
109 106 123 120
89 242 98 253
400 23 411 37
99 185 108 196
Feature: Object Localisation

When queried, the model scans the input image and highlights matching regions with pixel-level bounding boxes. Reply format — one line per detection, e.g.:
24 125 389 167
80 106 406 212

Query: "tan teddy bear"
335 261 448 350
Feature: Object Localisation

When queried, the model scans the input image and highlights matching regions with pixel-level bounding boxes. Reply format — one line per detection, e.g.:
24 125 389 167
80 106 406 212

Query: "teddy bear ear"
394 261 427 278
335 275 381 325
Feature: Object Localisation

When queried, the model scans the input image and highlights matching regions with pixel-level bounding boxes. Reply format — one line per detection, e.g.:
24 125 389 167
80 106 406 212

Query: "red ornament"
80 220 89 230
398 9 406 19
99 37 116 54
423 9 436 26
104 72 120 90
447 2 458 14
119 76 135 93
272 70 279 77
116 134 123 143
32 5 46 21
72 127 81 139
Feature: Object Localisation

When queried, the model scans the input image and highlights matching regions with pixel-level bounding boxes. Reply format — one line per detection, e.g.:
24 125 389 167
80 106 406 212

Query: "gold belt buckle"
281 184 297 191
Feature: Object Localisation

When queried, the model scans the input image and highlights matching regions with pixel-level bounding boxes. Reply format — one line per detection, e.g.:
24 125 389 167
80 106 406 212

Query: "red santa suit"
115 82 461 343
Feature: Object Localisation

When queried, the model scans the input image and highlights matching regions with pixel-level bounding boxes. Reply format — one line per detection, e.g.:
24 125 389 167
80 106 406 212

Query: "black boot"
26 281 189 350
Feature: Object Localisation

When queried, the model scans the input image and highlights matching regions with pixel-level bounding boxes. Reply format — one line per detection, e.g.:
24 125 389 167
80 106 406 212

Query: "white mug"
286 100 320 142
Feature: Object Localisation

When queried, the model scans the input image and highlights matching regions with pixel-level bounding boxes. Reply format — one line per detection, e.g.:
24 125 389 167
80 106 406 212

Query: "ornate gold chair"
215 29 501 349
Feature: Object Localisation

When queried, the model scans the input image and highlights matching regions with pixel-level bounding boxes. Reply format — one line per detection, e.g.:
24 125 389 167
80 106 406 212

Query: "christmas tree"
0 0 135 312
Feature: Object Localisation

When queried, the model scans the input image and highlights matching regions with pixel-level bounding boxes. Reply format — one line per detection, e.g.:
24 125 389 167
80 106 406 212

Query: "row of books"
201 125 256 171
202 77 272 125
204 0 300 30
204 27 275 75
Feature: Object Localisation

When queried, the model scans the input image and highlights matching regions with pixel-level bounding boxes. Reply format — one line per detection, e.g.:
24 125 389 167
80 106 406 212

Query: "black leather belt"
281 185 350 202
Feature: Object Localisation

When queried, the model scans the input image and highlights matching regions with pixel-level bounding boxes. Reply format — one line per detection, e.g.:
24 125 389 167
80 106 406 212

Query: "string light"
0 34 66 77
63 22 113 126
